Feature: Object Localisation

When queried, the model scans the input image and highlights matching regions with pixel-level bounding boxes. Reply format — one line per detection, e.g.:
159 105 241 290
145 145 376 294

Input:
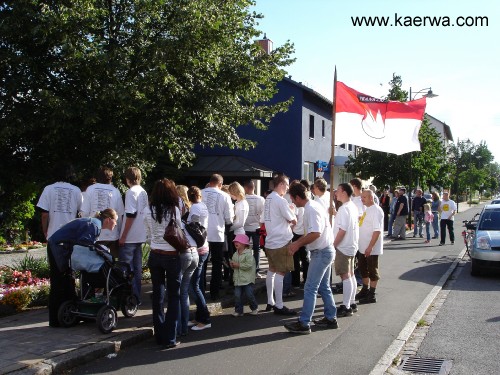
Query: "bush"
29 284 50 307
12 255 50 279
1 288 31 312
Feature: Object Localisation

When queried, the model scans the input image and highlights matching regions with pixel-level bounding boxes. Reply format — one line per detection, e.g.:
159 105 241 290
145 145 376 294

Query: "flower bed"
0 241 45 253
0 266 50 316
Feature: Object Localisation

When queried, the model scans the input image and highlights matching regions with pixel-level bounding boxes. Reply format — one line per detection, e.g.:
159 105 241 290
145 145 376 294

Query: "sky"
252 0 500 162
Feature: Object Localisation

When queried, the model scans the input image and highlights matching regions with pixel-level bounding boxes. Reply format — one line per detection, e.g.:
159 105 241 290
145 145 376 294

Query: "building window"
340 143 346 149
322 120 325 138
309 115 314 139
348 144 353 151
338 168 353 184
303 162 315 183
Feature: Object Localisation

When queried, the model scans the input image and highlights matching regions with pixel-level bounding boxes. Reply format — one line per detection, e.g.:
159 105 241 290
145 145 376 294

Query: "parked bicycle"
462 213 480 258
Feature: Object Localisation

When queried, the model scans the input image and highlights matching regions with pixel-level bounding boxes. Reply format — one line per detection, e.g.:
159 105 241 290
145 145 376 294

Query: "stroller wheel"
121 295 139 317
58 301 79 327
96 305 117 334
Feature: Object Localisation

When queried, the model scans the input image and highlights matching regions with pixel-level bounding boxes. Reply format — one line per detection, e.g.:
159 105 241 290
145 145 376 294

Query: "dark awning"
184 155 274 178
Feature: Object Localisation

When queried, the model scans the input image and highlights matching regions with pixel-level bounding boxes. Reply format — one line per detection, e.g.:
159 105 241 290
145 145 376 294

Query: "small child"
423 203 434 244
230 234 259 316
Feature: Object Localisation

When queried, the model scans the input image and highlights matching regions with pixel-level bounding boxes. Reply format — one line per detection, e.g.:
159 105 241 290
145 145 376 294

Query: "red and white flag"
335 82 427 155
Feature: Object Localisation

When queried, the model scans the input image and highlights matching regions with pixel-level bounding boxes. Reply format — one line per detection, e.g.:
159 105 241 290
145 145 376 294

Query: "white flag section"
335 82 427 155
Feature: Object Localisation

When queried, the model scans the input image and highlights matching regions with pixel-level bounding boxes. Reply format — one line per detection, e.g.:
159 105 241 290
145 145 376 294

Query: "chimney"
256 33 273 54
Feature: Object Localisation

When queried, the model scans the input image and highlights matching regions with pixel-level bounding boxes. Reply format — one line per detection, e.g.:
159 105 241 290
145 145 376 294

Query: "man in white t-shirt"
439 191 457 246
36 163 82 327
119 167 148 304
284 183 338 334
263 173 297 316
349 177 366 219
243 180 265 276
82 166 124 259
356 189 384 304
201 174 233 300
333 183 360 317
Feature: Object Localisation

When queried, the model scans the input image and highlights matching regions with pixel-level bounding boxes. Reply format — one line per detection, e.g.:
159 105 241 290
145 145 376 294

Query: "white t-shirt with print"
263 191 295 249
358 204 384 255
81 183 124 241
440 199 457 220
201 187 233 242
303 199 333 251
37 182 83 239
333 200 359 256
121 185 148 243
244 194 265 232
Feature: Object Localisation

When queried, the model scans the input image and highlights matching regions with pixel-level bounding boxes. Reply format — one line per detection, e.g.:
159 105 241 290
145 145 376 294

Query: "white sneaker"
249 309 259 316
191 323 211 331
232 312 244 317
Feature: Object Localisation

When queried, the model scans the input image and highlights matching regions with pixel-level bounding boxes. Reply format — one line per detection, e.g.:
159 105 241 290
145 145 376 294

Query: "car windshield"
478 209 500 231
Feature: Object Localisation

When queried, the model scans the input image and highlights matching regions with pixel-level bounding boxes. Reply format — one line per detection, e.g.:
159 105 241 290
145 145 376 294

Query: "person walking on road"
439 191 457 246
263 173 297 316
284 183 338 334
392 187 409 240
356 190 384 305
333 183 359 317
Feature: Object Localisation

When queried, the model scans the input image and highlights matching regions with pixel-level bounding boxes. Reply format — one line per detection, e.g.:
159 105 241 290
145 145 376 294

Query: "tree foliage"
0 0 295 237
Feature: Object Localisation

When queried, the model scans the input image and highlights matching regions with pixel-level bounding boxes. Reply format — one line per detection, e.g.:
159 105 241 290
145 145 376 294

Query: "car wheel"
470 258 481 277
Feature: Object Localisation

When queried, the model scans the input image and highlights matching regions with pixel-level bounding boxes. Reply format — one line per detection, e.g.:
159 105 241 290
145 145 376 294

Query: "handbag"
163 208 190 253
182 220 207 248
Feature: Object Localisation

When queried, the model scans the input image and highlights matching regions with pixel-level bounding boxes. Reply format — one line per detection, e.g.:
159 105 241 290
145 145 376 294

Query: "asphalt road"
69 207 485 375
416 260 500 375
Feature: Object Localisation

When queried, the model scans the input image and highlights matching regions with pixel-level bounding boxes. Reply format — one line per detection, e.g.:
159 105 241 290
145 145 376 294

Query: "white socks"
266 271 276 306
350 275 357 306
274 274 284 309
342 277 355 308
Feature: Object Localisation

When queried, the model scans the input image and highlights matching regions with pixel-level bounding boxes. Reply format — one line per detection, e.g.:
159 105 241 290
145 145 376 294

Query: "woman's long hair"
149 179 179 223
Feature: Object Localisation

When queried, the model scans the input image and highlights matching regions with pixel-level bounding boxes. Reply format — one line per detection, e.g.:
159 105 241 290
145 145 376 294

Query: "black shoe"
439 243 445 246
331 284 343 294
358 294 377 304
274 305 297 316
313 317 339 329
355 288 369 300
419 234 424 238
284 320 311 334
337 305 353 317
451 241 454 244
351 303 358 312
394 237 406 241
432 236 438 239
283 291 296 298
264 303 274 312
412 234 416 238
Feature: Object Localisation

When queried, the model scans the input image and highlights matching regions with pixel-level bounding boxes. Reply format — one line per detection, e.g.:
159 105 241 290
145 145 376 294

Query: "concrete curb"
369 247 467 375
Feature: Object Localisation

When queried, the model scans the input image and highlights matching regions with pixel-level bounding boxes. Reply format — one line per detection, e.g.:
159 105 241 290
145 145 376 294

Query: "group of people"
37 164 390 346
384 186 457 245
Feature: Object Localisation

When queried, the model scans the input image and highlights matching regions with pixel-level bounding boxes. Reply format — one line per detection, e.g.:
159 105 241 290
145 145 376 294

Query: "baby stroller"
57 243 139 333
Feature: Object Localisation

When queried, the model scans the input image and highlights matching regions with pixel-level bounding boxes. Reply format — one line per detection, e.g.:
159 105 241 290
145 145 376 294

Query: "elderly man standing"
333 183 360 317
356 189 384 304
263 173 297 316
202 174 233 300
393 187 409 240
412 189 427 238
284 182 337 334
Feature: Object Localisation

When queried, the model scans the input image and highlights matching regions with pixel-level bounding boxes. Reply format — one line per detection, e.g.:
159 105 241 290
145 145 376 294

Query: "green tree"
0 0 294 238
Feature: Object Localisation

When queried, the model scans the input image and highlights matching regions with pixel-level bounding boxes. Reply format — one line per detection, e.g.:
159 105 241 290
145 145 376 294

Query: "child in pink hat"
230 234 259 316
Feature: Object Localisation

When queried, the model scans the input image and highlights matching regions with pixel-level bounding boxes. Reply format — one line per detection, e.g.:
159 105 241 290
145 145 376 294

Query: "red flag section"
335 82 427 155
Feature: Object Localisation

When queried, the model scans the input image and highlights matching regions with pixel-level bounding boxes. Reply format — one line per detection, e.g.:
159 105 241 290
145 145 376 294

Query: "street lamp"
409 87 438 100
408 86 439 228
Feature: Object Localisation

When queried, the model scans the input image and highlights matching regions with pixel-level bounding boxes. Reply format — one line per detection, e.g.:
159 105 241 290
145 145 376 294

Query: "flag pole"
329 67 337 225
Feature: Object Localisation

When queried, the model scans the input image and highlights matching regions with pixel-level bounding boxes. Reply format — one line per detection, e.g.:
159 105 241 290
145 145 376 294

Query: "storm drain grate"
399 356 452 374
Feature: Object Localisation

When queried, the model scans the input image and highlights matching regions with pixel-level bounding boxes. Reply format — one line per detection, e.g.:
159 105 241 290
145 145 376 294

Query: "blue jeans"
177 247 198 335
178 249 199 335
388 213 396 237
189 252 211 324
425 222 431 241
413 211 423 236
246 229 261 271
119 243 143 302
283 271 292 294
148 252 181 346
432 212 439 237
234 284 258 314
299 246 337 326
